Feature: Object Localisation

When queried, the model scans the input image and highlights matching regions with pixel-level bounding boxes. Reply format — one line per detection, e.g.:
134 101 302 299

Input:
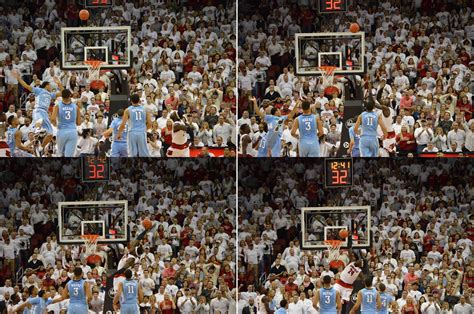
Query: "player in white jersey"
166 112 190 157
334 260 363 302
376 98 397 154
239 124 258 157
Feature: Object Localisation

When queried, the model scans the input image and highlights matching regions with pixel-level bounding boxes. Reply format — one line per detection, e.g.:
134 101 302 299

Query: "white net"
319 66 337 90
81 235 100 257
324 240 343 262
84 60 104 82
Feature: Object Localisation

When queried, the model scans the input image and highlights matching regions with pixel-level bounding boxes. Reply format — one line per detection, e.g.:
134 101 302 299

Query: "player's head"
61 89 72 102
354 260 363 268
41 81 52 92
365 99 375 111
117 109 124 117
280 299 288 309
7 115 18 127
322 275 331 286
364 277 373 287
301 100 311 112
38 290 50 299
124 269 133 279
240 124 251 135
270 107 281 116
379 283 386 292
73 267 83 278
130 94 140 105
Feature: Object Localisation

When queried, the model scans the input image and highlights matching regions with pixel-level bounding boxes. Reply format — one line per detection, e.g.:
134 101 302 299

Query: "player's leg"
137 133 150 157
370 138 379 157
40 112 54 149
64 131 78 157
308 141 320 157
127 133 137 157
359 137 371 157
56 131 66 157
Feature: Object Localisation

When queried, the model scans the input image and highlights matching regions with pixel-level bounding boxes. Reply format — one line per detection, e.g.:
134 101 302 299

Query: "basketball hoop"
324 239 343 262
319 66 340 96
80 234 100 258
84 60 106 90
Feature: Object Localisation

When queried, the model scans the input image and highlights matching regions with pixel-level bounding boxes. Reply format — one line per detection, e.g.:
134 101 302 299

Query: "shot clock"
84 0 113 8
318 0 348 13
324 158 353 188
81 156 110 182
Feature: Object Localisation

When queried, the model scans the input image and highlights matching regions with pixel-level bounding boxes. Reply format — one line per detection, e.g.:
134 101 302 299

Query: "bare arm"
354 115 362 135
13 71 33 92
113 282 123 310
317 117 324 137
138 283 144 304
287 101 300 120
349 291 363 314
84 281 92 303
76 104 82 125
102 128 114 138
117 109 129 140
146 111 152 130
313 289 320 311
251 97 264 119
53 77 64 97
51 284 69 304
51 105 59 127
15 131 33 154
336 290 342 312
291 118 299 139
378 118 388 138
376 292 381 310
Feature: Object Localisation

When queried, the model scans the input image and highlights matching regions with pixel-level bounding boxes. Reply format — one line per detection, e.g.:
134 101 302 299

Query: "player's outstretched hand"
116 132 122 140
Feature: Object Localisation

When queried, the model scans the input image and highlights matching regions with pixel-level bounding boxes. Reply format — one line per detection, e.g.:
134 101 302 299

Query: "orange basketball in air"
339 229 349 239
79 9 90 21
142 218 153 230
350 23 360 33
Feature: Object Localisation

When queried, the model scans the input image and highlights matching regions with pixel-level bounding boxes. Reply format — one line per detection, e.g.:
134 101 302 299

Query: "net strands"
81 234 100 257
324 239 343 262
84 60 104 81
319 65 337 88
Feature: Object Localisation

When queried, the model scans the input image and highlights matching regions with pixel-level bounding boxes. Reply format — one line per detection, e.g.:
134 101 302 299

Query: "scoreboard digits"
319 0 348 13
81 156 110 182
325 158 353 188
84 0 113 8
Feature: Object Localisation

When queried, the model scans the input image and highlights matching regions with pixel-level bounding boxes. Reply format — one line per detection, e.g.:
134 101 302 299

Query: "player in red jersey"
334 260 363 303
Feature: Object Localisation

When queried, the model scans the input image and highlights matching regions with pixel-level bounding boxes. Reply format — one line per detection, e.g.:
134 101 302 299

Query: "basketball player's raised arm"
113 282 123 310
378 118 388 138
51 105 59 127
251 97 264 119
349 291 363 314
12 71 33 93
291 119 299 139
288 100 300 120
312 288 320 311
117 109 129 140
53 77 64 97
354 115 362 135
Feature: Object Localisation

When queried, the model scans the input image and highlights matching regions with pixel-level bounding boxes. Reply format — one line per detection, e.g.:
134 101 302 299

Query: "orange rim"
81 234 100 242
324 239 343 248
84 60 104 69
319 66 338 75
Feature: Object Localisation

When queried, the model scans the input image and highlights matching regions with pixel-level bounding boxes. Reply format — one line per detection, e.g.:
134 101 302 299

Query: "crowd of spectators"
0 158 236 313
238 158 473 313
0 0 237 157
238 0 473 157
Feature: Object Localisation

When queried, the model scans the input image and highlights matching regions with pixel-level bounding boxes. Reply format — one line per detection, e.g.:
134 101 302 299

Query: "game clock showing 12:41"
318 0 348 13
325 158 353 188
81 156 110 182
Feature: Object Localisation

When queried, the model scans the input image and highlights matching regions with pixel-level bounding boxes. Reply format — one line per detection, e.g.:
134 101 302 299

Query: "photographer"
76 129 98 156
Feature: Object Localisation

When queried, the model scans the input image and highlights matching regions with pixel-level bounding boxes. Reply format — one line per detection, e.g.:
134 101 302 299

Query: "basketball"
79 9 90 21
339 229 349 239
142 218 153 230
350 23 360 33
